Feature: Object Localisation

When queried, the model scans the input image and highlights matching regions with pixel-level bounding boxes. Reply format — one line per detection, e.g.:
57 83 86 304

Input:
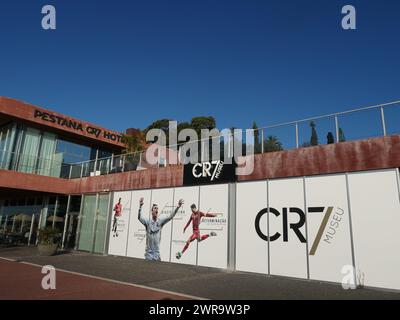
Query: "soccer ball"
176 252 182 260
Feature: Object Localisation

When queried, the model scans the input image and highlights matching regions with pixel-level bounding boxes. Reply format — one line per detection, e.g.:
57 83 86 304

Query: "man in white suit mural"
138 197 184 261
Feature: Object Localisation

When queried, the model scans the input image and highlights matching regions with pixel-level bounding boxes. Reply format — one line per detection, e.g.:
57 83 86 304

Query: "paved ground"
0 259 191 300
1 245 400 300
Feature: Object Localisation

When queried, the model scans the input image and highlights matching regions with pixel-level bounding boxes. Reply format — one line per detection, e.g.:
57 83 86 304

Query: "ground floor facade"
1 167 399 293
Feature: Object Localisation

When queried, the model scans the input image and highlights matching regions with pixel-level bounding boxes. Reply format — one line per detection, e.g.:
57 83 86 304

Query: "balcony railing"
0 100 399 179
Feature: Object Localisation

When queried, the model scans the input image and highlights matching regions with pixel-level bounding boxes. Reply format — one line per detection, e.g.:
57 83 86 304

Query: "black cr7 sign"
254 207 335 255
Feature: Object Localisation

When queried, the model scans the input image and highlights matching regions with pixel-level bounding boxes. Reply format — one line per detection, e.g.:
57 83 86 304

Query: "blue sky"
0 0 399 134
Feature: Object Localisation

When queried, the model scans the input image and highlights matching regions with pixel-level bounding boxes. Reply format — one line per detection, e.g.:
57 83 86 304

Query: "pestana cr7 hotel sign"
34 110 122 143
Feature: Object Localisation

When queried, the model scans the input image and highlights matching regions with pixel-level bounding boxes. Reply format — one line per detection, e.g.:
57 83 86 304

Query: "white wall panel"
348 169 400 290
107 191 132 257
306 175 353 283
235 181 268 274
170 186 200 265
269 178 308 279
197 184 229 269
126 190 152 259
150 188 175 262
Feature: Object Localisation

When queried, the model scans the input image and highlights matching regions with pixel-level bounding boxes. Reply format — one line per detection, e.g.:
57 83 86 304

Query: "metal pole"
80 162 84 178
11 214 16 232
261 129 264 153
61 195 71 249
108 154 113 174
102 193 111 255
74 195 85 251
28 214 35 246
94 148 99 176
3 215 8 234
36 211 42 246
52 196 58 229
335 115 340 143
91 193 100 253
20 215 25 233
380 106 387 136
295 123 299 148
121 155 125 172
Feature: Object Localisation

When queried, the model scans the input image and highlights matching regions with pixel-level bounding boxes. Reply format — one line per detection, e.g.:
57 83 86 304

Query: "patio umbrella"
13 214 32 222
47 215 64 222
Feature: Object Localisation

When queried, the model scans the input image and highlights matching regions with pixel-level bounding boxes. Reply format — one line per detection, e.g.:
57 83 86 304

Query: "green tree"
264 135 283 152
190 116 216 136
121 132 144 154
144 118 172 145
327 132 335 144
177 121 192 133
190 117 216 160
310 121 319 146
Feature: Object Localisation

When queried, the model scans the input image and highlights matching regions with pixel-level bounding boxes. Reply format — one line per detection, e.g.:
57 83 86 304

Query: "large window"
18 127 41 173
56 139 93 164
0 123 20 170
1 122 114 179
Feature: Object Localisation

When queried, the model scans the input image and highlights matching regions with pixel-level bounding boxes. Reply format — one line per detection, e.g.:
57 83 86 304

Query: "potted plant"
37 227 60 256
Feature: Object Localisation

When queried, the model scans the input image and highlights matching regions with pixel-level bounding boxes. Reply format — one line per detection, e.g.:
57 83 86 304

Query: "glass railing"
1 100 399 179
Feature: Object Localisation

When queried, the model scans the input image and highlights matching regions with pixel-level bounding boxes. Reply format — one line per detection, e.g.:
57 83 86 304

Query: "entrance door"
93 193 110 254
61 195 82 250
77 193 110 254
64 213 79 250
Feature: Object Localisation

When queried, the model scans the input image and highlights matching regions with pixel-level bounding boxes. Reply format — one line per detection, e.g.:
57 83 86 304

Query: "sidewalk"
0 258 193 300
1 246 399 300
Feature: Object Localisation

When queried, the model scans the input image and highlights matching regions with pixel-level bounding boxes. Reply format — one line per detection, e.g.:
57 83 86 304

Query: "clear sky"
0 0 399 134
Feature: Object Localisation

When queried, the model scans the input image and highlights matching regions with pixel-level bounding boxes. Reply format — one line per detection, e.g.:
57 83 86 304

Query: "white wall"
268 178 308 279
170 186 200 265
197 184 229 269
306 174 353 283
126 190 151 259
107 191 132 257
150 188 175 262
106 169 400 291
235 181 268 274
348 169 400 290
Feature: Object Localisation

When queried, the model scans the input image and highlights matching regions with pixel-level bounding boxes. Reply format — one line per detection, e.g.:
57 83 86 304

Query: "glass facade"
77 193 110 254
0 122 113 179
0 193 110 254
93 194 110 253
77 195 97 251
0 198 43 245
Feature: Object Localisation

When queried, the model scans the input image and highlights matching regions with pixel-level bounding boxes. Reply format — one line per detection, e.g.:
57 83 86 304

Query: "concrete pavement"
1 246 399 300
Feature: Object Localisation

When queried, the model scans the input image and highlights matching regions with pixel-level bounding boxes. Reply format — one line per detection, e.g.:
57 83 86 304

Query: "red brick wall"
238 135 400 181
0 135 398 196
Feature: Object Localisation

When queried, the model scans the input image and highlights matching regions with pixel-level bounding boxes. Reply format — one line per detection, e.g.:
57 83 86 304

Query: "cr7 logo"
255 207 331 244
192 160 223 181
